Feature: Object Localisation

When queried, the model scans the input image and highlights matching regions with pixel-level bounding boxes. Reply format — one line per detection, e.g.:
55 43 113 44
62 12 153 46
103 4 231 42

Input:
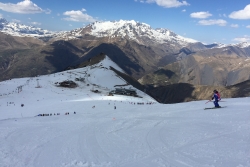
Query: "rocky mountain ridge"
1 18 250 49
58 53 250 104
0 18 55 38
1 18 250 88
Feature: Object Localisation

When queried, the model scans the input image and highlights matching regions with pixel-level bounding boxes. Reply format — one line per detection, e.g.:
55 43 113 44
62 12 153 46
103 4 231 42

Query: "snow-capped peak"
0 18 55 37
87 20 197 45
233 42 250 48
213 42 250 49
0 18 197 45
0 18 8 24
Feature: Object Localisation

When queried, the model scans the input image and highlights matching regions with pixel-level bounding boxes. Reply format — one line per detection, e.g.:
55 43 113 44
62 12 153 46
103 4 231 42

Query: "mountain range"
0 18 250 102
0 18 55 38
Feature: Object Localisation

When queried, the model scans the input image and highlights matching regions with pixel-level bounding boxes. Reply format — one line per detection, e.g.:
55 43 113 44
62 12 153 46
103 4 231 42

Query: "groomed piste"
0 56 249 167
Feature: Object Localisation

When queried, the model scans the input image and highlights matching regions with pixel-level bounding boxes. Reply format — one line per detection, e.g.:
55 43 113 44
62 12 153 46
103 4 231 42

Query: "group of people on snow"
37 112 76 117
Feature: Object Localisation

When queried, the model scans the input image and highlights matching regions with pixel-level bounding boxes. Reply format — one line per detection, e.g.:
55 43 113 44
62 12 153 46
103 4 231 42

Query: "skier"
212 90 221 108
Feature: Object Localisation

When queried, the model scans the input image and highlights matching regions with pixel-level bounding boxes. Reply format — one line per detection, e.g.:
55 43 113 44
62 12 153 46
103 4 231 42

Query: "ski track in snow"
1 57 250 167
1 99 250 167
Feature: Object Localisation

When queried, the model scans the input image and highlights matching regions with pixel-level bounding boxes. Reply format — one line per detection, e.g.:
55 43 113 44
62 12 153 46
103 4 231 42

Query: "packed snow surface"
1 57 250 167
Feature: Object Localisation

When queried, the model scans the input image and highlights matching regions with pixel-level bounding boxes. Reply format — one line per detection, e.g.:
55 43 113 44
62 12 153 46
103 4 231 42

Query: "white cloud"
229 4 250 19
233 35 250 42
182 9 186 12
30 21 41 26
246 25 250 28
190 11 212 19
0 13 2 18
198 19 227 26
231 24 239 28
138 0 189 8
0 0 50 14
63 9 96 22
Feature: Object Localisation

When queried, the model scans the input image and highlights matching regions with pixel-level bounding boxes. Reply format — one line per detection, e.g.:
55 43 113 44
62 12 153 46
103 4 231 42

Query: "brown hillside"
147 80 250 103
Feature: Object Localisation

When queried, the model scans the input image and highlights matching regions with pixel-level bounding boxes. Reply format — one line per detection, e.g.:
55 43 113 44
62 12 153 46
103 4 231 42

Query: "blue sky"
0 0 250 44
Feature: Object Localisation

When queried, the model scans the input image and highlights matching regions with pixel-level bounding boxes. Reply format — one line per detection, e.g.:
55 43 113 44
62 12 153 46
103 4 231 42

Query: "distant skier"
215 90 221 101
212 90 221 108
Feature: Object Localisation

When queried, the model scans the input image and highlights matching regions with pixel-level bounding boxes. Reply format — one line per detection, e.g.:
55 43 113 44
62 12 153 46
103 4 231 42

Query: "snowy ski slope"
0 56 250 167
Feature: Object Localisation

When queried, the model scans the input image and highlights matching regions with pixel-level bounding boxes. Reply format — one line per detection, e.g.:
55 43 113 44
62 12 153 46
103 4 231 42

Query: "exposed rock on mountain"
63 53 250 104
146 79 250 103
139 45 250 86
0 36 81 81
1 18 250 88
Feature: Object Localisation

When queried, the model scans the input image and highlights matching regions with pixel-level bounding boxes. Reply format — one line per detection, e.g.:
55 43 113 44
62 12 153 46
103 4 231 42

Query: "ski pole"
205 100 226 104
205 100 211 104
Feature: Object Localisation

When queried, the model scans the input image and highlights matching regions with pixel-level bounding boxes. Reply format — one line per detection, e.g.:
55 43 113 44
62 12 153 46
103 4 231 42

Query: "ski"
204 106 226 110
